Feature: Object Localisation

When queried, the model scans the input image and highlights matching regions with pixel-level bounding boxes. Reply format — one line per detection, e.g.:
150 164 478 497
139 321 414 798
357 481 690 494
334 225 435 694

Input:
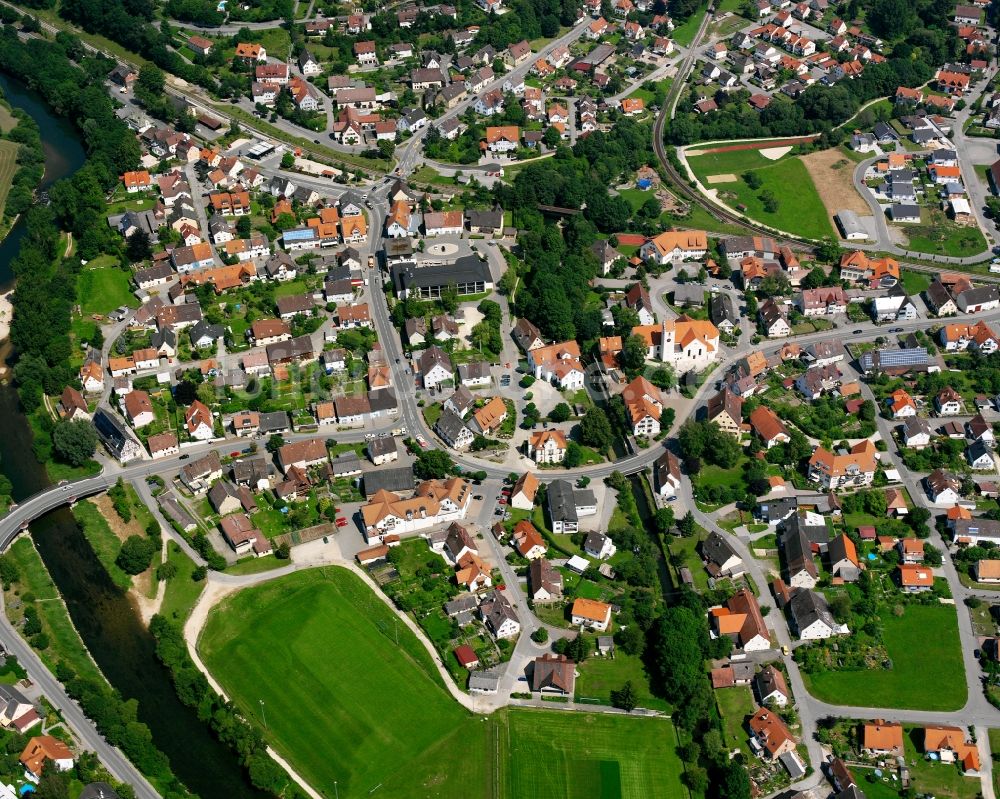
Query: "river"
0 74 266 799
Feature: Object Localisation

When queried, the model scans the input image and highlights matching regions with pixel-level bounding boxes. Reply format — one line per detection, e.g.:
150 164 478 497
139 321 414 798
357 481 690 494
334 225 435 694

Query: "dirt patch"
801 148 872 232
759 146 792 160
89 495 161 620
706 173 738 184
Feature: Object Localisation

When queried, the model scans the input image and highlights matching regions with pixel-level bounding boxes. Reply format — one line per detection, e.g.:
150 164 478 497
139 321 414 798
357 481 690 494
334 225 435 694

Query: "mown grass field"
0 140 20 221
574 651 670 711
77 255 138 316
72 500 131 591
687 147 833 240
502 709 686 799
803 604 966 711
158 542 204 625
201 568 688 799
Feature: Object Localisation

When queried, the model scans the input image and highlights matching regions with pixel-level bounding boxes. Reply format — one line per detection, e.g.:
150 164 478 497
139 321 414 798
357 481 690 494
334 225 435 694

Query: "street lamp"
259 698 267 729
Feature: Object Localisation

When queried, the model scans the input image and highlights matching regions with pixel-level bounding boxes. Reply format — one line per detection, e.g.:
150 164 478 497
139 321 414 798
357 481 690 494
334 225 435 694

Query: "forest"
492 119 655 343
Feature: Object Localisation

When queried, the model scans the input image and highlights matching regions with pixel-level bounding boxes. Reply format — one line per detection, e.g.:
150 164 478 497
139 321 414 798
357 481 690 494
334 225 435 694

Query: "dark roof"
363 465 415 496
92 410 137 457
710 293 736 325
782 528 817 580
789 588 836 632
706 388 742 424
436 406 469 442
758 496 797 522
391 256 492 294
703 531 740 570
547 479 579 523
258 410 290 433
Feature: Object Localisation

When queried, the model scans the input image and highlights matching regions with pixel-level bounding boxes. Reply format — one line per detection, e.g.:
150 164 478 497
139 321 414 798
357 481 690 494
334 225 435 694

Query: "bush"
116 535 157 575
531 628 549 643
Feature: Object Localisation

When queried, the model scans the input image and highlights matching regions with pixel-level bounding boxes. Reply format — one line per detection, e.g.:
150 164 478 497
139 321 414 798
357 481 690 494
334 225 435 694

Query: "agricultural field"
200 568 687 799
803 604 966 711
0 140 20 222
687 145 834 240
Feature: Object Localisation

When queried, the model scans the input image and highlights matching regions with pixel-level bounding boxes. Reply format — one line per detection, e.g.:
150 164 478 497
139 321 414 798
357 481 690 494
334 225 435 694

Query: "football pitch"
200 567 687 799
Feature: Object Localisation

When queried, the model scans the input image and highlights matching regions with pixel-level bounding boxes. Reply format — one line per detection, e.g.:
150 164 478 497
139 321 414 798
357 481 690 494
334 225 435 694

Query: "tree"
156 560 178 581
531 627 548 643
126 228 152 262
610 681 637 712
136 64 165 95
579 407 613 451
266 434 285 453
440 282 459 313
677 511 696 536
867 0 918 39
654 507 675 534
614 624 645 655
414 449 455 479
280 151 295 169
621 333 648 373
117 535 157 575
275 542 291 559
742 170 762 189
542 125 561 148
52 419 98 466
549 402 571 423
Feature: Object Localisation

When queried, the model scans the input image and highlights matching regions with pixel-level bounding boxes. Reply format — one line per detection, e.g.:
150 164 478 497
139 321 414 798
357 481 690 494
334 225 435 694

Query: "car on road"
852 329 863 334
335 517 348 527
230 451 240 457
473 494 483 500
179 454 190 460
416 435 430 449
889 327 904 333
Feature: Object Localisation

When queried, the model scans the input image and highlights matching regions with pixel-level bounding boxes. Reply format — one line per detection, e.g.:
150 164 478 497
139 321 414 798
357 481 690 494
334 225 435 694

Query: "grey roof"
92 409 139 458
419 345 453 376
835 209 866 237
391 256 492 294
902 416 933 439
444 594 479 617
363 465 415 496
779 751 806 779
702 531 740 570
158 491 197 530
547 479 579 523
786 509 829 546
367 389 398 414
480 589 519 634
806 340 846 361
465 208 504 230
673 283 705 306
960 285 1000 306
232 456 269 485
710 293 736 326
468 667 502 692
782 528 817 580
367 436 397 458
258 410 290 433
447 385 475 415
190 319 225 345
789 588 836 632
436 406 470 443
458 361 491 381
758 496 797 523
79 784 122 799
584 530 610 554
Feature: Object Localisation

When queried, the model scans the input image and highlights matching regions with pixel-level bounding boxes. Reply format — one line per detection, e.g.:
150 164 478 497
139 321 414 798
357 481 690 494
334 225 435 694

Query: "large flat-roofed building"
390 256 493 299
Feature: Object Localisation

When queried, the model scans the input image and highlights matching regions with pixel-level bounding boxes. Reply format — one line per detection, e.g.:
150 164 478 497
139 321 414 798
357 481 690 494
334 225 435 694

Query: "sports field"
200 568 688 799
687 146 834 240
803 604 966 711
501 709 686 799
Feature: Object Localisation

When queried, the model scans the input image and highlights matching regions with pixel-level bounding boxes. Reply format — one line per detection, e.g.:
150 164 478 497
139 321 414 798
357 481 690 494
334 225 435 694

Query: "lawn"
904 727 981 799
903 208 989 258
78 256 138 316
158 543 204 625
72 500 131 592
201 568 688 799
715 686 755 757
574 652 670 711
225 554 285 575
670 8 706 46
991 729 1000 797
803 604 966 711
501 709 687 799
900 270 931 296
0 139 19 222
688 149 833 240
3 538 105 686
200 567 478 798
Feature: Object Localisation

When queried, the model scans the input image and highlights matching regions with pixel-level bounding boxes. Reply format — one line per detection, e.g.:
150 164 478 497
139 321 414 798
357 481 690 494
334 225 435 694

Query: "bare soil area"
801 148 871 230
